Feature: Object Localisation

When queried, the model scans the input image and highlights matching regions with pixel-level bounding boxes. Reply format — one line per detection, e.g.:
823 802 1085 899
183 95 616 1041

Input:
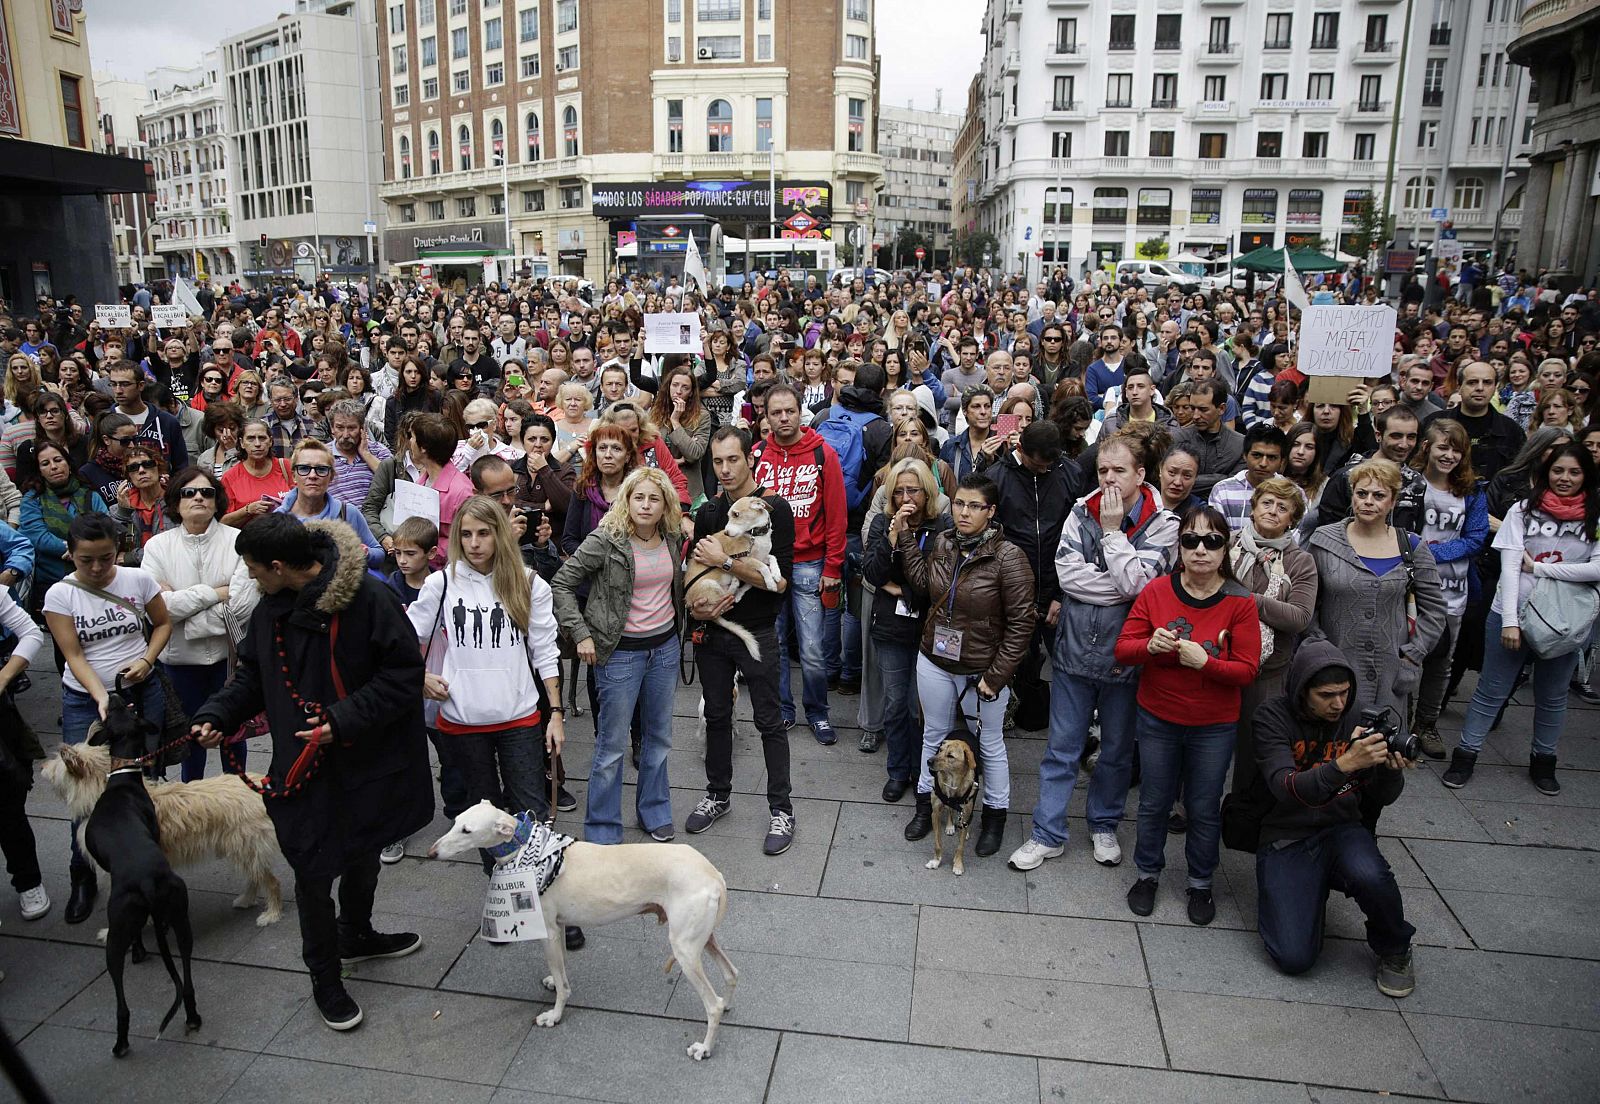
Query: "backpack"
814 407 880 512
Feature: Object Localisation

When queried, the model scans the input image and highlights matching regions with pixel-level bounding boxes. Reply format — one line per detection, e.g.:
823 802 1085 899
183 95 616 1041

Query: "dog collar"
107 766 144 778
487 812 536 861
743 522 772 538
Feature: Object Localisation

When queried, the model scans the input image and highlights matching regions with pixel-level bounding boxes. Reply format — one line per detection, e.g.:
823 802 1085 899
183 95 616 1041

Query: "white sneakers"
1091 831 1123 867
19 886 50 921
380 842 406 864
1007 839 1065 871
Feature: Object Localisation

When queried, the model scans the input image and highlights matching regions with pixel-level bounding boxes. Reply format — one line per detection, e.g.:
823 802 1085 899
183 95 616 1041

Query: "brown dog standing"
925 738 980 876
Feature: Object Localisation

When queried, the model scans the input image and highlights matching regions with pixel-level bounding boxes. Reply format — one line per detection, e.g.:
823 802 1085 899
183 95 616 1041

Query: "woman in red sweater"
1114 505 1261 926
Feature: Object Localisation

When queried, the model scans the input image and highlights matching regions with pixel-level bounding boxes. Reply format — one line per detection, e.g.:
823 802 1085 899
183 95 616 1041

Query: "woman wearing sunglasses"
139 466 259 781
110 443 174 566
1114 506 1261 925
273 438 387 568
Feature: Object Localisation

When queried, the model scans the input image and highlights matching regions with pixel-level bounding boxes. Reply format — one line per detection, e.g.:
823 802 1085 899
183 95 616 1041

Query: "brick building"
376 0 883 284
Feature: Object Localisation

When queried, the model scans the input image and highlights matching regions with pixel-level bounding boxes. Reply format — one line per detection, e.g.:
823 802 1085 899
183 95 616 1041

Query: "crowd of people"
0 262 1596 1027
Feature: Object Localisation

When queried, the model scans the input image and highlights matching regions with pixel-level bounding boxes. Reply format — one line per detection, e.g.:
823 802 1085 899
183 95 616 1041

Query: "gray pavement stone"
498 1006 778 1102
1399 945 1600 1030
49 959 307 1053
820 841 1030 911
1139 925 1397 1010
1405 837 1600 900
1433 888 1600 959
909 968 1164 1065
1461 797 1600 849
1155 990 1443 1097
1038 1059 1316 1103
765 1033 1040 1104
916 906 1148 987
1025 850 1253 931
440 928 680 1015
1403 1011 1600 1104
219 1054 495 1104
0 936 104 1023
12 1023 255 1102
264 979 533 1086
1452 761 1600 807
711 889 920 965
664 947 912 1041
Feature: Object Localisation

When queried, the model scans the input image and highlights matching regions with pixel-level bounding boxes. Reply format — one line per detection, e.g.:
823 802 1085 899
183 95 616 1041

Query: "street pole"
132 194 146 286
1490 64 1524 267
1381 0 1415 285
768 147 777 241
501 143 512 280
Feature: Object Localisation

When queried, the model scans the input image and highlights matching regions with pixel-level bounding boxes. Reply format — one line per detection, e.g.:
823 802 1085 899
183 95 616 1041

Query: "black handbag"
1220 776 1276 854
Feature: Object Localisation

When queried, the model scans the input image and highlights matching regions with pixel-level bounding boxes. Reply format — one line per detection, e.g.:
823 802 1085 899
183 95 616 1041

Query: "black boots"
64 866 96 925
1530 752 1560 796
974 806 1007 857
904 794 932 841
1441 748 1477 789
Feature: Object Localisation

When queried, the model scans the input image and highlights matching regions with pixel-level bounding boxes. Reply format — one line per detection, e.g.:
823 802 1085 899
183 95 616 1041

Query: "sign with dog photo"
482 854 549 942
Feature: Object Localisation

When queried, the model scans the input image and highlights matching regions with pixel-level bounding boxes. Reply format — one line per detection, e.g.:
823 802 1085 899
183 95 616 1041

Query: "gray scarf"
1232 520 1294 663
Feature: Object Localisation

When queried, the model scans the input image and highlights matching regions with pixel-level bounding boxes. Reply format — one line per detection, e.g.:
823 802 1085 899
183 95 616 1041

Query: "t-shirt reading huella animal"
42 567 161 694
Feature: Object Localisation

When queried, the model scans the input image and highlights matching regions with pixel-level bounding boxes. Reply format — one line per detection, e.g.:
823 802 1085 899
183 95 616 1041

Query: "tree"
951 228 1001 268
1137 236 1169 260
1348 195 1391 259
892 228 928 269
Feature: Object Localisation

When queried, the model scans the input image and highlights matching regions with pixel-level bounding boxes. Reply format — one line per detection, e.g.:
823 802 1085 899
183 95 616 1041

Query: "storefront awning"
0 138 151 196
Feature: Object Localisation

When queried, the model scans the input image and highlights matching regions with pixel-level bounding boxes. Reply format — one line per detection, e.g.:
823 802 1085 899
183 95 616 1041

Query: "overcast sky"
88 0 984 115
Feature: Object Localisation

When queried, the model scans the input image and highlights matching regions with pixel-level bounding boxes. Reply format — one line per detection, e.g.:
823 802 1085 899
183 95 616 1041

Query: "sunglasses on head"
1180 531 1228 551
179 486 217 500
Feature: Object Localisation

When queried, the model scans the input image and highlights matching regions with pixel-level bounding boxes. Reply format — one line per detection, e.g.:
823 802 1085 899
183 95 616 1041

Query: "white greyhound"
428 801 739 1060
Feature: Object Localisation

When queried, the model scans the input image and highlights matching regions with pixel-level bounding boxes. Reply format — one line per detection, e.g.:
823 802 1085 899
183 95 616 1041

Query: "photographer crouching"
1252 638 1417 997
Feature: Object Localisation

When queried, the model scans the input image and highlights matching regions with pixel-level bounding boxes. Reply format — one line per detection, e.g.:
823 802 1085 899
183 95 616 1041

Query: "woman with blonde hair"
2 353 41 424
552 467 685 844
451 396 518 471
408 495 566 852
551 380 595 465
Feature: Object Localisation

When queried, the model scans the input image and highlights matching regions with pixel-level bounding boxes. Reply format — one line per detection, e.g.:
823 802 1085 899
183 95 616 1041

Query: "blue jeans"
776 558 829 724
1256 822 1415 975
165 660 232 782
1459 610 1581 757
1131 707 1233 888
877 637 920 783
62 678 167 874
1031 648 1138 848
824 533 863 683
914 654 1010 809
588 638 678 844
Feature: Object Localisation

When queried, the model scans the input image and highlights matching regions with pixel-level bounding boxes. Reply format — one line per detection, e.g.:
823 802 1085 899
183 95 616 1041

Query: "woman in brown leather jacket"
896 472 1036 858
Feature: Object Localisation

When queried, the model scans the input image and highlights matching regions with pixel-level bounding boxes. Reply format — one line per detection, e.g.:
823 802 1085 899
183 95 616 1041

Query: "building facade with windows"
95 71 161 287
221 0 383 287
967 0 1404 278
376 0 883 282
877 103 959 267
951 73 985 242
1509 0 1600 281
139 54 238 285
0 2 148 303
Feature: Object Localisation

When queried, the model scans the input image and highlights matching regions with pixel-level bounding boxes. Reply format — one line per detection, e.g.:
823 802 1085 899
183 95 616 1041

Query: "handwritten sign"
1298 304 1396 404
95 304 131 329
480 855 548 942
643 311 702 355
151 304 188 328
392 479 441 528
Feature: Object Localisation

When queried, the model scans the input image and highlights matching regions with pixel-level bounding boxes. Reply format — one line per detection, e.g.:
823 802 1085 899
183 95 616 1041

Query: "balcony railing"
1263 38 1293 49
1154 39 1182 49
1310 37 1339 49
1108 40 1136 50
1106 98 1133 108
1421 89 1444 106
1428 25 1451 44
1150 98 1178 108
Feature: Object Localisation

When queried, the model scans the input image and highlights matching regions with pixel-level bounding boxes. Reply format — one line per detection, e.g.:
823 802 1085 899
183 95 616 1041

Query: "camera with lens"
1358 708 1418 762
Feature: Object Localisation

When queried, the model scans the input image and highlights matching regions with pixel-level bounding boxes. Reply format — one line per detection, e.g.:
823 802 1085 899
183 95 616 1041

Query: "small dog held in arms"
683 495 781 660
42 743 285 927
925 736 981 876
429 801 738 1060
82 689 201 1057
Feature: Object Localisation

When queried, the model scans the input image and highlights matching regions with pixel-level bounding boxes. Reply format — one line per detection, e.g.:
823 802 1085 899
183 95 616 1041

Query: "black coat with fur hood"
193 519 433 876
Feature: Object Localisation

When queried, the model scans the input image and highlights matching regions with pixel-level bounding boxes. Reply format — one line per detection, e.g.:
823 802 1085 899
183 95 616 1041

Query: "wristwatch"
721 556 734 572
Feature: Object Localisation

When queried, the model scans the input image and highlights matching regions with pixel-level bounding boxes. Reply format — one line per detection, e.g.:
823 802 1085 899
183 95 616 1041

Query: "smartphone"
993 413 1021 439
522 508 544 534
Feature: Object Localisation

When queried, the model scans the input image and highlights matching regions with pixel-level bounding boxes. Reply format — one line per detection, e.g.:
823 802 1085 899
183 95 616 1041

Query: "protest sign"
1298 304 1397 404
392 480 441 528
643 312 702 355
95 304 132 329
151 305 188 328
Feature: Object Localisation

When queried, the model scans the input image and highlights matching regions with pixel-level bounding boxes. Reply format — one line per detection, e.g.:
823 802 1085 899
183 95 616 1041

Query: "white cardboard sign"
1298 304 1397 404
95 304 132 329
480 847 548 942
392 479 441 528
643 311 702 355
151 304 188 328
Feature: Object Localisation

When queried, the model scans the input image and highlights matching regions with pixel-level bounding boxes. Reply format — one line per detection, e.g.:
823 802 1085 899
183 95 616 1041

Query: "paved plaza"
1 669 1596 1104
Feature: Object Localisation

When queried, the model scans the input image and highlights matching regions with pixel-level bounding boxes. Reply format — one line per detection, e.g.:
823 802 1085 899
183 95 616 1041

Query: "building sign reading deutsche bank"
413 226 487 250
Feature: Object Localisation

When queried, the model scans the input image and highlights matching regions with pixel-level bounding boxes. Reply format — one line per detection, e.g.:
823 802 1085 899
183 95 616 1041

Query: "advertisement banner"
591 179 832 233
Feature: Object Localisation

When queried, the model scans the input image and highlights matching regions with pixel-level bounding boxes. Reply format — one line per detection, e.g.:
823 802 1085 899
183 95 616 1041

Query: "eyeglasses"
179 486 218 500
294 463 333 476
952 500 994 513
203 375 225 385
1041 335 1062 342
111 433 138 445
466 420 493 431
125 461 158 473
1180 531 1228 551
487 487 518 501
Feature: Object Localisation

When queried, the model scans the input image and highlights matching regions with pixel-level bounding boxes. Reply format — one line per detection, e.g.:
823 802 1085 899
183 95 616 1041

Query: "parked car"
1115 259 1202 293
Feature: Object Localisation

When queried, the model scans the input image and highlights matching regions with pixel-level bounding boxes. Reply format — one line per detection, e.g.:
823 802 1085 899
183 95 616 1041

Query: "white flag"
173 276 205 318
683 233 709 295
1282 250 1312 315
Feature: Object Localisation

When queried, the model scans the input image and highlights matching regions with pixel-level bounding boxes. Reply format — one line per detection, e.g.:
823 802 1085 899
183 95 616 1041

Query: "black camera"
1358 708 1418 762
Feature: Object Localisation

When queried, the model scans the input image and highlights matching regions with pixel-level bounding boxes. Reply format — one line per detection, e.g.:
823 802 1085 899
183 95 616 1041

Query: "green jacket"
550 525 684 664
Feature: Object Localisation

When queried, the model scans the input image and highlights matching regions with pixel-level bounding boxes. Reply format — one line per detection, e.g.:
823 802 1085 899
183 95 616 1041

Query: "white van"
1114 259 1201 293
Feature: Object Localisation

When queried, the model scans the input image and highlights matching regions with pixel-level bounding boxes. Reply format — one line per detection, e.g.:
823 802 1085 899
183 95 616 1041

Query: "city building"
951 73 984 245
375 0 883 284
965 0 1412 280
1509 0 1600 281
876 101 959 268
0 2 148 304
1391 0 1536 262
221 0 383 287
140 53 238 286
95 70 160 287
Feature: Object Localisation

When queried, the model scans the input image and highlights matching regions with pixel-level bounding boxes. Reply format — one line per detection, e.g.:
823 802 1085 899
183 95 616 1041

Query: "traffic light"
259 233 268 248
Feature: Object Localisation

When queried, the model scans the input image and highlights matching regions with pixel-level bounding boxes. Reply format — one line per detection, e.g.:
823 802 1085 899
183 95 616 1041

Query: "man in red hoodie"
753 383 848 744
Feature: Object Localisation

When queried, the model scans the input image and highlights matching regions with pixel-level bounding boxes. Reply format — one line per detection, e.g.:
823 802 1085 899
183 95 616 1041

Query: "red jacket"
1113 573 1261 726
752 428 847 577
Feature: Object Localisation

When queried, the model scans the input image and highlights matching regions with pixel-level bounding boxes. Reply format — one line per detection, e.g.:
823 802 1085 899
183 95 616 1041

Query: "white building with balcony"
971 0 1405 279
877 103 960 267
140 53 237 284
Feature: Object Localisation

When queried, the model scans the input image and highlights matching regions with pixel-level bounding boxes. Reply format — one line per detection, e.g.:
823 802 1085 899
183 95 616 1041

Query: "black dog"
84 685 201 1057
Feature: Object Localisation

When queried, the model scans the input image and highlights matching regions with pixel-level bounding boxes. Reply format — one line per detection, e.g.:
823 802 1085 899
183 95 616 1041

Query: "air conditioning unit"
554 63 565 72
697 46 713 59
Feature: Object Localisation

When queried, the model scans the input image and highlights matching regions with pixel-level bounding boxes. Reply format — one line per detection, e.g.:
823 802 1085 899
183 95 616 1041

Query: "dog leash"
229 614 346 801
105 672 194 770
